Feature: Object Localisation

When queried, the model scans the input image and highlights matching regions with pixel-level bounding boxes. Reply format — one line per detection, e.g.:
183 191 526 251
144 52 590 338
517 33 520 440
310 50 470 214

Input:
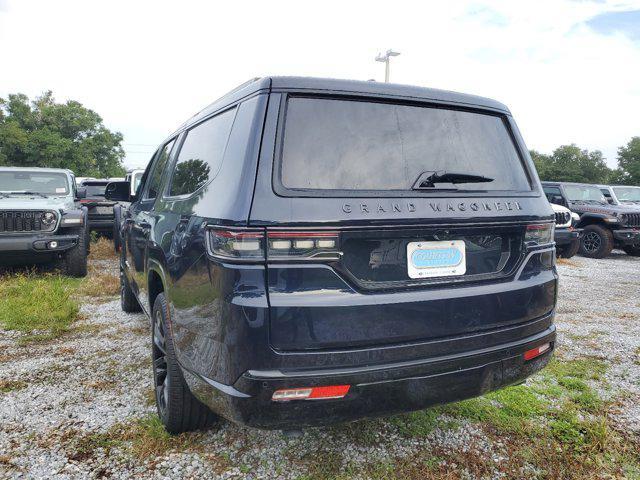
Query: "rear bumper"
87 216 114 230
0 234 78 255
613 229 640 245
184 324 556 429
554 227 582 246
169 245 557 430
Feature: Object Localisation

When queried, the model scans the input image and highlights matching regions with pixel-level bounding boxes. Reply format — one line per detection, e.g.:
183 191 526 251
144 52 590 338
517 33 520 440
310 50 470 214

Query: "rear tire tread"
61 226 88 277
153 293 217 434
557 239 580 259
121 268 142 313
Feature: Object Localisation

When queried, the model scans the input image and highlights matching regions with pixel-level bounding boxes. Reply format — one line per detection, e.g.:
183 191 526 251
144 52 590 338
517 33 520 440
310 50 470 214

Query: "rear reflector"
524 343 551 361
272 385 350 402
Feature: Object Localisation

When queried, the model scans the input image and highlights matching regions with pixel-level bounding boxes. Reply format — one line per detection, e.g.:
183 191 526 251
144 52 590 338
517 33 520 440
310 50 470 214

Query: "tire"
113 205 122 253
152 293 217 434
623 245 640 257
62 226 88 277
557 239 580 259
579 224 614 259
83 208 91 254
120 266 142 313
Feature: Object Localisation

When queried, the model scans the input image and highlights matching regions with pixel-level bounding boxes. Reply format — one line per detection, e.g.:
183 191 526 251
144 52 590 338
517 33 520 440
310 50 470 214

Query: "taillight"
524 223 554 245
206 227 265 261
272 385 350 402
267 231 341 260
206 228 342 262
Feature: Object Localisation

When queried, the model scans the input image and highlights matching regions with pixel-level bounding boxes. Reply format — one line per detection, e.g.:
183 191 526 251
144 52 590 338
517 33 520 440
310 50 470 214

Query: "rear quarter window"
168 107 236 197
278 97 531 195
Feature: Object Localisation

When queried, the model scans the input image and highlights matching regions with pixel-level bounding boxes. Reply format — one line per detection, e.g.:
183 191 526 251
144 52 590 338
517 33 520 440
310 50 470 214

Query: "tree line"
1 91 639 185
531 139 640 185
0 91 125 178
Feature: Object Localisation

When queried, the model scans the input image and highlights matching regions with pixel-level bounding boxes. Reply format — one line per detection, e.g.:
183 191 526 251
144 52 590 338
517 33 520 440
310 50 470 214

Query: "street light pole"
375 49 400 82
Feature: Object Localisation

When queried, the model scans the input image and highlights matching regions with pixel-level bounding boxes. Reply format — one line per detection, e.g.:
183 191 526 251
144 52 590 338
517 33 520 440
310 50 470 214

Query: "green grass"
68 430 124 461
120 414 204 459
0 379 27 393
437 358 609 444
0 273 81 342
340 356 640 479
390 408 456 438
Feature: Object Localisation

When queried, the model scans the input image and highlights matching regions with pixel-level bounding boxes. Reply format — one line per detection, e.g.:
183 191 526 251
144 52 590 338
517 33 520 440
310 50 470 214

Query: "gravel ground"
555 251 640 432
0 252 639 479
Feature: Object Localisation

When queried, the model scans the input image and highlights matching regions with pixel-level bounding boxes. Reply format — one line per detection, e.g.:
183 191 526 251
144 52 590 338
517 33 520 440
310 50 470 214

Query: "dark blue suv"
106 77 557 433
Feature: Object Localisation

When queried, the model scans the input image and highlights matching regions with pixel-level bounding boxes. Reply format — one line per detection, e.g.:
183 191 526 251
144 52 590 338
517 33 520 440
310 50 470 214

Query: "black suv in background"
106 77 557 433
80 179 119 235
543 181 640 257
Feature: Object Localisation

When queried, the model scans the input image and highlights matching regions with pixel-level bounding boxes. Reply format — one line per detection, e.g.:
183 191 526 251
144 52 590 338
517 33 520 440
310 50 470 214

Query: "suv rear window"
83 183 108 197
279 97 530 194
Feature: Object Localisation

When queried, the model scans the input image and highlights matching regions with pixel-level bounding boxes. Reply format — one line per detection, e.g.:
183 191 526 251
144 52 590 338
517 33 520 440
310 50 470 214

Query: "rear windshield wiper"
412 171 494 190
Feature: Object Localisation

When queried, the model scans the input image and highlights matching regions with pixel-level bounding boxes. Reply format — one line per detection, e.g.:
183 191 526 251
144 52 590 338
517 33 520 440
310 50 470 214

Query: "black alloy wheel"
579 224 614 259
152 307 169 418
582 231 601 254
150 293 217 434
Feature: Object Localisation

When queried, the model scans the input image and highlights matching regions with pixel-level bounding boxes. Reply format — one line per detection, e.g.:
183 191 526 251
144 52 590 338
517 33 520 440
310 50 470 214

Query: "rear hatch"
251 94 553 350
81 182 116 213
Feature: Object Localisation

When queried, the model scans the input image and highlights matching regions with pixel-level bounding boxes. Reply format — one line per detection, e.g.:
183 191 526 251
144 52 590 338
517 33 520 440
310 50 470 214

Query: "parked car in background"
543 181 640 258
80 178 120 236
113 169 145 252
598 184 640 207
75 177 95 186
551 203 581 258
106 77 557 433
0 167 88 276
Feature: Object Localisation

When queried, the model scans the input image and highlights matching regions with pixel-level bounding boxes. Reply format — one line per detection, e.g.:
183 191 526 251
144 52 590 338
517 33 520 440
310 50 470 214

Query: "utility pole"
375 49 401 82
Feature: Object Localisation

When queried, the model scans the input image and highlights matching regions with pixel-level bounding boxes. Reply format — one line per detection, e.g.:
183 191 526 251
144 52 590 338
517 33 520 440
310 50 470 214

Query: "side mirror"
76 187 87 200
105 181 133 202
551 195 566 206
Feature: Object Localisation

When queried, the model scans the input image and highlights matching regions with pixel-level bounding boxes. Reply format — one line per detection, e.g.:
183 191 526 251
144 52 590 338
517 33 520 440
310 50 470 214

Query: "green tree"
615 137 640 185
529 144 612 184
0 91 125 177
530 150 553 180
171 158 210 195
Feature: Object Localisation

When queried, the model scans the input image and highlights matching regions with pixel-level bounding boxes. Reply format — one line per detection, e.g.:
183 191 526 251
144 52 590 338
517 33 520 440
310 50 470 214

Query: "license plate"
96 206 112 214
407 240 466 279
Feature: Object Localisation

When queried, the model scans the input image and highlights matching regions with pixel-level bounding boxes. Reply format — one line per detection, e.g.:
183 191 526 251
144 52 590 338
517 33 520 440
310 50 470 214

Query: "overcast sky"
1 0 639 169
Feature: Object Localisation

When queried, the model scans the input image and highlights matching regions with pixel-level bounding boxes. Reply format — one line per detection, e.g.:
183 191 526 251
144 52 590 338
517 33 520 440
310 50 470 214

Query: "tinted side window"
169 108 236 197
145 139 176 200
